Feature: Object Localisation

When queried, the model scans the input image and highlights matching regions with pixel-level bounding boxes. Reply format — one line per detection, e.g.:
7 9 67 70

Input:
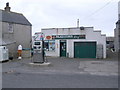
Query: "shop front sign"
52 35 86 39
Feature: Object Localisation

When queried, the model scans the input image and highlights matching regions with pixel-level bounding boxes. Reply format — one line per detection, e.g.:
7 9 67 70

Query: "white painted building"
41 27 106 58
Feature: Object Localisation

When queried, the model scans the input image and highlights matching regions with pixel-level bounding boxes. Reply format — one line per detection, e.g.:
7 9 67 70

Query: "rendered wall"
42 27 106 58
2 22 32 58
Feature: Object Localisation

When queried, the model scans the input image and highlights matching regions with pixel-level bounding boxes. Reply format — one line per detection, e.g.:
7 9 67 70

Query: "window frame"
8 23 14 33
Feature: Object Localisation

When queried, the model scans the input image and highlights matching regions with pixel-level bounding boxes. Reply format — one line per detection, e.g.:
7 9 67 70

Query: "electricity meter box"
0 46 9 62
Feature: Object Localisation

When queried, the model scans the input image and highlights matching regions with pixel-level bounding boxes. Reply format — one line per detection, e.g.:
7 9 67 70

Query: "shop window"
44 40 55 51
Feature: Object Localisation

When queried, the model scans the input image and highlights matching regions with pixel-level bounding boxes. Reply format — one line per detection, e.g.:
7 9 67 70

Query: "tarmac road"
2 71 118 88
2 56 118 88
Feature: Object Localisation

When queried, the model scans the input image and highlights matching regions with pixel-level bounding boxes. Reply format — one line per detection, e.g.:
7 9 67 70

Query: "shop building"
41 27 106 58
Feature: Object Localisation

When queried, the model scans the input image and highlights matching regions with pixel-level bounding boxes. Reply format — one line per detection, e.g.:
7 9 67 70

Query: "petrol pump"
32 32 45 63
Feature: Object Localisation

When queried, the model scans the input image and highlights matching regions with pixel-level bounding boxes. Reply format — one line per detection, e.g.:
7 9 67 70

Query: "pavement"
79 60 118 76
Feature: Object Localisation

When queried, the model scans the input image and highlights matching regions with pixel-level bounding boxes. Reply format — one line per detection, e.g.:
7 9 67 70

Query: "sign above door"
52 35 86 39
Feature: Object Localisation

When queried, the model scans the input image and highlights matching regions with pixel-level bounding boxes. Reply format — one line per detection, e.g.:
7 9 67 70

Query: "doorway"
60 40 66 57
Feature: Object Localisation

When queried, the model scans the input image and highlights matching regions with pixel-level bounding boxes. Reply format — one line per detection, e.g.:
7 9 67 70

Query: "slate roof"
0 9 32 26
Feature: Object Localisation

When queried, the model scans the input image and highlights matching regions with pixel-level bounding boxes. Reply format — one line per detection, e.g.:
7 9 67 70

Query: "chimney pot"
6 2 9 7
4 2 11 12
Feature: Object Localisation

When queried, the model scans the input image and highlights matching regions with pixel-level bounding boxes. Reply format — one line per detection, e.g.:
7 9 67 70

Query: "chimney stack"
4 2 11 12
77 19 79 28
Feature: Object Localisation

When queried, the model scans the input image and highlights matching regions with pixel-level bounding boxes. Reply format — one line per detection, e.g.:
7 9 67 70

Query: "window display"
44 40 55 51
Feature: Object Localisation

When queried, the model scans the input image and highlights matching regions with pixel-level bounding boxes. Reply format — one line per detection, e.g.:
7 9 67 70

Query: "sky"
0 0 119 36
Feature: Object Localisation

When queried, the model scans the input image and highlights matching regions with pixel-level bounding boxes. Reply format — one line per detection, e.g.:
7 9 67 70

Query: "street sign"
34 32 45 41
40 33 45 40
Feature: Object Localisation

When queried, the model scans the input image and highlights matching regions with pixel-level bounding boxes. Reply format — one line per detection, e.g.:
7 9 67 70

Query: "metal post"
42 39 45 63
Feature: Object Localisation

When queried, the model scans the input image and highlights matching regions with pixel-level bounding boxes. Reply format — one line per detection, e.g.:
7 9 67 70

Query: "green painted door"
60 41 66 57
74 42 96 58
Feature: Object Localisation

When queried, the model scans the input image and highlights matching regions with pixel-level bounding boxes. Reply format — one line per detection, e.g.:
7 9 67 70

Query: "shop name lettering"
52 35 85 39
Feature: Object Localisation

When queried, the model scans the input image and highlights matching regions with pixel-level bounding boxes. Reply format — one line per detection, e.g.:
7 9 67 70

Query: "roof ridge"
1 9 23 15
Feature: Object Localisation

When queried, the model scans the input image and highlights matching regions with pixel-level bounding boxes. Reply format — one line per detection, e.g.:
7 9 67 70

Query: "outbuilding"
41 27 106 58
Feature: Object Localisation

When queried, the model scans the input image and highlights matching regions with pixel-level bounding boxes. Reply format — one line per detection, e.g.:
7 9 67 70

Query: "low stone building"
106 37 114 49
0 3 32 58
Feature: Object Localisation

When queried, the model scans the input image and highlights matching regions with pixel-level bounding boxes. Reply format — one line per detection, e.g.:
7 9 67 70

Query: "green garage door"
74 42 96 58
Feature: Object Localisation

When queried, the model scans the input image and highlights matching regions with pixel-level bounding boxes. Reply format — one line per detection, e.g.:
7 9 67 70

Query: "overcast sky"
0 0 119 36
